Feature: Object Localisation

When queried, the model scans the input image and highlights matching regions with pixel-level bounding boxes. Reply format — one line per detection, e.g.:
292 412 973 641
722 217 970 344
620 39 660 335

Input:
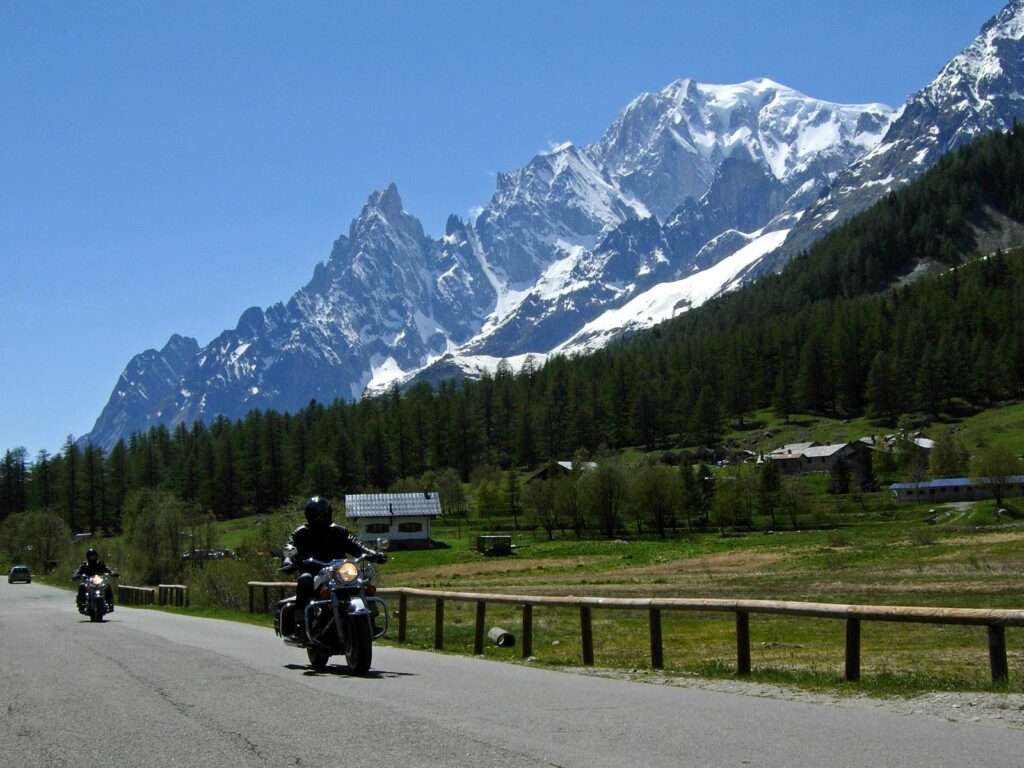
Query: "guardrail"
118 584 188 607
369 587 1023 684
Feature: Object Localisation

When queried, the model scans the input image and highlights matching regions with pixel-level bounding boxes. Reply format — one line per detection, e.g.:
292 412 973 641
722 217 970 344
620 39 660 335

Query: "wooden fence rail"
368 587 1024 684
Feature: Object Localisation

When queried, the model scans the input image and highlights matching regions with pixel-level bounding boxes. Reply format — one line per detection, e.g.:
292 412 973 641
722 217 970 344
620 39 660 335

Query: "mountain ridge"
82 2 1024 451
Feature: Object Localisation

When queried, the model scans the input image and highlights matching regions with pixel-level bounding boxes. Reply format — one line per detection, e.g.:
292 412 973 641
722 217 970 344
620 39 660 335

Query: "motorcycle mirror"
378 538 390 552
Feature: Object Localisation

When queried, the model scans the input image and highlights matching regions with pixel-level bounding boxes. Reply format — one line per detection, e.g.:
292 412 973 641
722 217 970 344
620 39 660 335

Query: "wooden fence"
371 587 1024 684
247 581 297 614
119 585 156 606
118 584 188 607
158 584 188 607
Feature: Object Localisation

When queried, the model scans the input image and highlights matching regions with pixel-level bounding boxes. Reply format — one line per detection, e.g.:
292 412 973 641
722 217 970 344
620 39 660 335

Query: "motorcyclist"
282 496 386 641
73 548 116 611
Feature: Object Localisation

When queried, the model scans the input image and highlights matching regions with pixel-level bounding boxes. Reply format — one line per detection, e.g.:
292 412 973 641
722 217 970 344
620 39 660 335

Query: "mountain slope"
766 0 1024 267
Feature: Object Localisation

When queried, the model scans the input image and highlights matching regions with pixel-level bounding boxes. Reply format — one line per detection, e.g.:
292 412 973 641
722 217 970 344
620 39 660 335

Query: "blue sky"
0 1 1003 456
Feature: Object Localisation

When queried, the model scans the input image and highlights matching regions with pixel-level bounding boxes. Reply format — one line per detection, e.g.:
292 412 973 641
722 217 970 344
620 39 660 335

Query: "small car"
8 565 32 583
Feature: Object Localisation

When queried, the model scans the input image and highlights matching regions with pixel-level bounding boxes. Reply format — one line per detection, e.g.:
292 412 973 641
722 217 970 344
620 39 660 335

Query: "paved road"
1 581 1019 768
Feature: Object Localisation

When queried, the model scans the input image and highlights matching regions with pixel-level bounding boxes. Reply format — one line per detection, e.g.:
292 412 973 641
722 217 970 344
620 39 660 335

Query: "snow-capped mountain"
88 334 199 446
87 184 496 447
766 0 1024 266
83 2 1024 450
588 77 891 223
456 79 892 360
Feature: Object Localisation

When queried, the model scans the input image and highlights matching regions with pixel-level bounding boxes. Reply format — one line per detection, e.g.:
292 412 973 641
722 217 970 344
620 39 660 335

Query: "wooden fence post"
649 608 664 669
845 617 861 682
248 584 255 614
434 598 445 650
474 601 487 655
736 611 751 676
398 592 408 642
988 624 1008 683
580 606 594 666
522 604 533 659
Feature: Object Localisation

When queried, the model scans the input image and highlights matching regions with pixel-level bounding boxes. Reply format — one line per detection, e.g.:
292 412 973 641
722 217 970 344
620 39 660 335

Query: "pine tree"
62 436 80 533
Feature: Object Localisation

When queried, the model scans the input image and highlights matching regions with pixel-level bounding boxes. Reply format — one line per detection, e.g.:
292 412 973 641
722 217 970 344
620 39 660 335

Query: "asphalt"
1 580 1020 768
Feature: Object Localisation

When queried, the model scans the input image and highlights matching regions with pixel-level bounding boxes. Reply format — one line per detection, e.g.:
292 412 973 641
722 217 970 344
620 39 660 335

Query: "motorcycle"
273 544 389 674
76 572 118 622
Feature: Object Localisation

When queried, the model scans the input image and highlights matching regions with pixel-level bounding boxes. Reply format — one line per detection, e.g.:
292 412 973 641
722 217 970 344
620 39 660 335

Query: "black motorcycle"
274 549 389 674
76 572 118 622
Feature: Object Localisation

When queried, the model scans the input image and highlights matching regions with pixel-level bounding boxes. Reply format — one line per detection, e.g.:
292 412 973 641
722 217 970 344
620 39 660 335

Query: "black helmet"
86 548 98 563
304 496 332 527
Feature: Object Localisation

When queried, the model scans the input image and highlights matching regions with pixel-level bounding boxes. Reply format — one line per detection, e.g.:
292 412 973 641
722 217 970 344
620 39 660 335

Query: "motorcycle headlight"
337 561 359 583
90 575 104 586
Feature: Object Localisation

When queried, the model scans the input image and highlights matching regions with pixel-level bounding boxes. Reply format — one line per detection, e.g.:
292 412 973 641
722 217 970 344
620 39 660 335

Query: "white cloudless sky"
0 1 1004 456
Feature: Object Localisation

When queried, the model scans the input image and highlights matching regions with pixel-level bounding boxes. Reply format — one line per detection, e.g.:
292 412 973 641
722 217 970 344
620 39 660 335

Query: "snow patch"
556 228 790 355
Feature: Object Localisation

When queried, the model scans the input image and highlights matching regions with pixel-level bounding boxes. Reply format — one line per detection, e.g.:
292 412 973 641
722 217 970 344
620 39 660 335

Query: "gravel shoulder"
567 667 1024 730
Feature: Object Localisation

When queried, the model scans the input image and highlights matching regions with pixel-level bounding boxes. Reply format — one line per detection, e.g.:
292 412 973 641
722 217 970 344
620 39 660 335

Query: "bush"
185 558 281 611
910 529 934 547
825 529 850 548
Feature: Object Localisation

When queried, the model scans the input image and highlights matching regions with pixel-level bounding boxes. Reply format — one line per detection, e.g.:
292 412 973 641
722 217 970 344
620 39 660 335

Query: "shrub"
185 558 280 611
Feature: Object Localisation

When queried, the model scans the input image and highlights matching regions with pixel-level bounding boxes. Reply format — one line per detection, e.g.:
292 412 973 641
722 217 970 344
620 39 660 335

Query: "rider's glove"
371 552 388 564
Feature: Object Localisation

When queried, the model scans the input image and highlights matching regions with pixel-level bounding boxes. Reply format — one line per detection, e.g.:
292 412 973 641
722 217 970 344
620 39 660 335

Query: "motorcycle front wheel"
344 616 373 675
306 649 329 670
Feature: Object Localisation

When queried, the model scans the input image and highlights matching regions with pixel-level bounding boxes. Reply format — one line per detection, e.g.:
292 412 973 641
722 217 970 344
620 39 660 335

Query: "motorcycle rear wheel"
344 617 373 675
306 649 329 670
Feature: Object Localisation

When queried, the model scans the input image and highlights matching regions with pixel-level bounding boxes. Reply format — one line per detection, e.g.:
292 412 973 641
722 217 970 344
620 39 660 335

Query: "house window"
398 522 423 533
365 523 390 534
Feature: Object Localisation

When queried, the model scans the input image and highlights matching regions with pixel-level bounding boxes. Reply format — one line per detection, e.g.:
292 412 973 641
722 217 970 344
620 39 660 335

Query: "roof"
889 475 1024 491
800 444 852 459
860 434 934 450
769 442 849 459
769 442 818 456
557 460 597 471
345 492 443 519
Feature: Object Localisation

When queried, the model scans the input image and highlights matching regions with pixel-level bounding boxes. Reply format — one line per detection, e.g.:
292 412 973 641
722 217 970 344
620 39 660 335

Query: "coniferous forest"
3 126 1024 536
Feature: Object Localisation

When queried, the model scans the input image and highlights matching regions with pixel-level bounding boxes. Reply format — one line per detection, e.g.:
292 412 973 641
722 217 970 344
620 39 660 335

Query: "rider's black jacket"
74 560 113 578
284 523 376 574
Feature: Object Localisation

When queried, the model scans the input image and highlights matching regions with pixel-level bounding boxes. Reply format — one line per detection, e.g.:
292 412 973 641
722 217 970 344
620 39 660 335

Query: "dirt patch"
409 555 616 581
646 550 789 575
941 532 1024 546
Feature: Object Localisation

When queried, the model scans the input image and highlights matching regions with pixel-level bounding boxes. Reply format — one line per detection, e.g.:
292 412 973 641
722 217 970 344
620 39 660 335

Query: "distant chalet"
766 442 866 475
344 492 442 550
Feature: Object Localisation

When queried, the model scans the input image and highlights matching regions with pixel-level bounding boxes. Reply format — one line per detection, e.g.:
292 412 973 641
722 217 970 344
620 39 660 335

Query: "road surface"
0 580 1019 767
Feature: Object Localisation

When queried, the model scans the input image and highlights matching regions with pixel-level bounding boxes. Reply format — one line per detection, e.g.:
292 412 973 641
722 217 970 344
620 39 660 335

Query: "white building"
344 492 442 550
